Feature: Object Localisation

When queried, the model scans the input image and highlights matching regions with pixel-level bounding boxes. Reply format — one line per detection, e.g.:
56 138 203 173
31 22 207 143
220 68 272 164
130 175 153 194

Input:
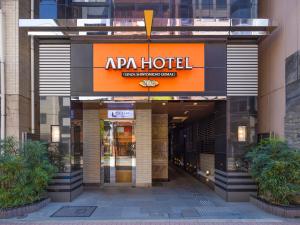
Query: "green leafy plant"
246 137 300 205
0 137 57 209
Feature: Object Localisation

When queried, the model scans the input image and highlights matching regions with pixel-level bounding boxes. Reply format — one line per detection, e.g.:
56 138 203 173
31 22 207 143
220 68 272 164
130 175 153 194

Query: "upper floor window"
81 6 109 18
216 0 227 10
39 0 57 19
72 0 107 2
230 0 257 18
195 0 200 10
36 0 257 19
201 0 213 10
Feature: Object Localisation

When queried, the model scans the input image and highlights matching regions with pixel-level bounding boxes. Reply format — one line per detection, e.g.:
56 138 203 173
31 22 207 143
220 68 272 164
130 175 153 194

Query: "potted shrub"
246 137 300 217
0 137 57 218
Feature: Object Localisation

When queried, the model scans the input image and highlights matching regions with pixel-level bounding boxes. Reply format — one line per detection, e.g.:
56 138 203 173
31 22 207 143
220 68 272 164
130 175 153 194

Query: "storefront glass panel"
99 103 136 185
101 120 136 184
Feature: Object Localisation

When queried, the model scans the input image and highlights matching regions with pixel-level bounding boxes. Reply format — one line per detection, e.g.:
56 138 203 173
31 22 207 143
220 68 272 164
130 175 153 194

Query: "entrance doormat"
51 206 97 217
152 182 163 187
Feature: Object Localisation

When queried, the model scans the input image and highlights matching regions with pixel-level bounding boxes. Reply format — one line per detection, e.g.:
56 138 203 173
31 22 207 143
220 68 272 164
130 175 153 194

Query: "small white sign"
108 110 134 119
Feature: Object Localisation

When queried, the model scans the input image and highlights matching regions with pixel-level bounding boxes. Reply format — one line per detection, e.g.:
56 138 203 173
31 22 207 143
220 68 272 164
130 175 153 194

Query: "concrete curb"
0 198 50 219
250 195 300 218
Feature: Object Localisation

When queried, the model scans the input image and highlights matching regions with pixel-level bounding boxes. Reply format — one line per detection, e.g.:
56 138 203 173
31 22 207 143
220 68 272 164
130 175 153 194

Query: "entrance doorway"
100 119 136 185
70 99 226 189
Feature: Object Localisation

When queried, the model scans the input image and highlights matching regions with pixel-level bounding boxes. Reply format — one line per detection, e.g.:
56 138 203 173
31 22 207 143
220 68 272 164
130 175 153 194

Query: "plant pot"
0 198 50 219
250 195 300 218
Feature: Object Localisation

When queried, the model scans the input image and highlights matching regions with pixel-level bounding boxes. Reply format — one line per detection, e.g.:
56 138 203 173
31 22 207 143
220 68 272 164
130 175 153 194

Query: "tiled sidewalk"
1 167 299 224
0 220 299 225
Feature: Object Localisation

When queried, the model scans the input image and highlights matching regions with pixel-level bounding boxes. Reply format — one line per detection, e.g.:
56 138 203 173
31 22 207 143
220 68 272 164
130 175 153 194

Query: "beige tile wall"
259 0 300 137
2 0 32 139
152 114 168 180
135 109 152 186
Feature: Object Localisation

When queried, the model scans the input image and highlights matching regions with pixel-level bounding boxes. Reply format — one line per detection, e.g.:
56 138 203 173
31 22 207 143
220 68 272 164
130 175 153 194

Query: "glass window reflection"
39 0 57 19
216 0 227 10
36 0 258 21
40 96 71 172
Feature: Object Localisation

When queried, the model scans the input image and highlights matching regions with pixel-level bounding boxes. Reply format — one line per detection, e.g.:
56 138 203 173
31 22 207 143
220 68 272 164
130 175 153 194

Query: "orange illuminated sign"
93 43 205 92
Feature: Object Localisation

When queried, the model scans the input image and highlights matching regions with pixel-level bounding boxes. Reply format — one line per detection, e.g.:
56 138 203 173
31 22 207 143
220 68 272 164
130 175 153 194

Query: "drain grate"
51 206 97 217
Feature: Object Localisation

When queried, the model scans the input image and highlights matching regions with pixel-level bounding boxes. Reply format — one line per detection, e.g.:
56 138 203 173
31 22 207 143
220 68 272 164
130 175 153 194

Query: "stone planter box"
0 198 50 219
250 195 300 218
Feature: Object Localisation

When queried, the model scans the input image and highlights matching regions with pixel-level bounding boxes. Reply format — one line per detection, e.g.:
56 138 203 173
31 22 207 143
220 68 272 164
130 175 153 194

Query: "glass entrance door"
101 120 136 185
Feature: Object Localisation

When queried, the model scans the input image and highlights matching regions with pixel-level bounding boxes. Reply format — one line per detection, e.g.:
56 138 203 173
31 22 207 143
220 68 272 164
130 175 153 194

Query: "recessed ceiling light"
193 102 198 105
162 102 166 106
172 116 188 121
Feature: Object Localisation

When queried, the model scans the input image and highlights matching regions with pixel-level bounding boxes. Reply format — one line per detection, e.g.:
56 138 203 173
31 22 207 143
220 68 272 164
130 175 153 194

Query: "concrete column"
135 108 152 187
2 0 32 140
83 106 100 185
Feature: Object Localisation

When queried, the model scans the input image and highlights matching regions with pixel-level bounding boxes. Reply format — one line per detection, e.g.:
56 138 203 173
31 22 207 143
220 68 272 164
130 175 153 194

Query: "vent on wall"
227 44 258 96
39 44 70 96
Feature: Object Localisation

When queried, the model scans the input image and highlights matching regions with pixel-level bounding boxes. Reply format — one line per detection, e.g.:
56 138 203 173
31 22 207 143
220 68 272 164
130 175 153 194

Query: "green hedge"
246 138 300 205
0 137 57 209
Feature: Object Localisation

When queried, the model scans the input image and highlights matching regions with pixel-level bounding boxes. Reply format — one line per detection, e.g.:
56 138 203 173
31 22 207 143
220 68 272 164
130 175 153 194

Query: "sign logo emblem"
139 80 159 87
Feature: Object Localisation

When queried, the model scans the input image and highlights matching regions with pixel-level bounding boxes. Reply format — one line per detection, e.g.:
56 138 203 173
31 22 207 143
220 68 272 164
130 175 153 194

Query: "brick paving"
0 220 299 225
1 167 299 225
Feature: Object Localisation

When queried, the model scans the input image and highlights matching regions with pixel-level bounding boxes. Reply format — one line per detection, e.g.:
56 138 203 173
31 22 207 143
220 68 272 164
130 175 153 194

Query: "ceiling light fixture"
172 116 188 121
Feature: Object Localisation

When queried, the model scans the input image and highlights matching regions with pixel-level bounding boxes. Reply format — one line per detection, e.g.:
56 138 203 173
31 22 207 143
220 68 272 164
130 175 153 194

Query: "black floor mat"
51 206 97 217
152 182 163 187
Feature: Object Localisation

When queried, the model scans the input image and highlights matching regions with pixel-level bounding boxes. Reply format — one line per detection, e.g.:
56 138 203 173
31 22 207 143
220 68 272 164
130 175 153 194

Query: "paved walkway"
1 166 299 225
1 220 300 225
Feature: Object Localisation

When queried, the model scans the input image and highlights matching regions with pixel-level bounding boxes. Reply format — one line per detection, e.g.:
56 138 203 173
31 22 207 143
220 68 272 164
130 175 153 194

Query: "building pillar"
82 104 101 186
285 50 300 149
1 0 32 140
215 97 258 202
152 114 168 181
135 105 152 187
42 97 83 202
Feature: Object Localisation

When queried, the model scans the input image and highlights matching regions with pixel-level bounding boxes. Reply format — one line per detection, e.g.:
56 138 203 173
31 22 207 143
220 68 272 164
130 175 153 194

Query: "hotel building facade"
0 0 299 202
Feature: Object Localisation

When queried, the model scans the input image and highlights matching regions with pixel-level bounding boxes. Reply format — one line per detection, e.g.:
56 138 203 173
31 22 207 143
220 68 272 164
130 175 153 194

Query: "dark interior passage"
151 100 226 185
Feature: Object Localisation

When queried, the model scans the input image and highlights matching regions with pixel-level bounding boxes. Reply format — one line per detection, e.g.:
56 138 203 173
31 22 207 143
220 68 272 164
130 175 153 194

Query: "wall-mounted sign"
105 57 192 70
93 43 205 92
105 57 191 78
108 110 135 119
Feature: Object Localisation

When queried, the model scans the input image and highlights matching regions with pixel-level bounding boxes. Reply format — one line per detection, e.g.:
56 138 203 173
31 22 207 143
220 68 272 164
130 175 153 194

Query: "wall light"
238 126 247 142
51 125 60 143
206 170 210 176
